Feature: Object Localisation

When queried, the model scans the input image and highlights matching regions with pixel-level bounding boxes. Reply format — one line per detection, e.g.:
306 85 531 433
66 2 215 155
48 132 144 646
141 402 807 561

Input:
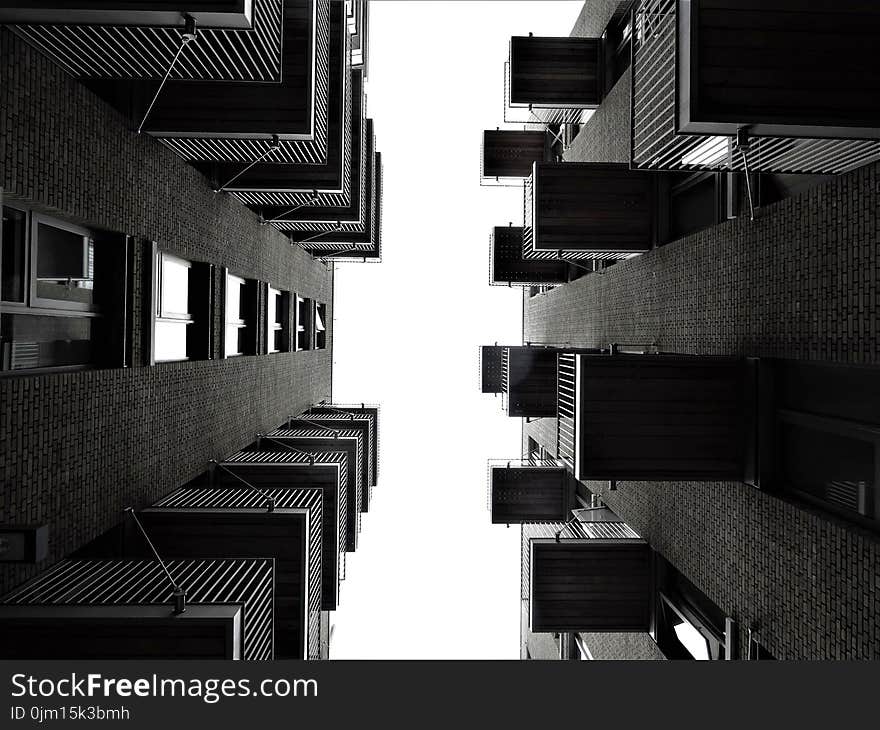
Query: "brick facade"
0 28 333 595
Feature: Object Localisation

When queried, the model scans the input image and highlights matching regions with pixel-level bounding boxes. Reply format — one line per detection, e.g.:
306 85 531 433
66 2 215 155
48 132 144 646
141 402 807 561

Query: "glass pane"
267 287 278 346
154 320 188 362
2 207 27 303
1 312 93 370
226 274 244 325
160 255 190 317
315 304 326 331
225 324 243 357
35 222 94 307
673 619 710 661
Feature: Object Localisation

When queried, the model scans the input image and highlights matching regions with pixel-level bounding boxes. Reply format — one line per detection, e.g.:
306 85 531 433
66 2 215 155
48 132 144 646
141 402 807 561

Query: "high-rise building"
481 0 880 661
0 0 380 659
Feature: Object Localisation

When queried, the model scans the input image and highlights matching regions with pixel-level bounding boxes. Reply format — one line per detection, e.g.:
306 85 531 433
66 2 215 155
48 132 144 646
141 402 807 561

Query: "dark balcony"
482 130 550 180
9 0 286 81
0 558 275 659
0 1 255 28
217 449 348 608
523 163 656 260
134 487 323 660
631 0 880 173
491 225 569 286
565 353 756 482
509 36 602 109
489 460 573 524
481 345 602 418
523 521 651 634
258 429 363 548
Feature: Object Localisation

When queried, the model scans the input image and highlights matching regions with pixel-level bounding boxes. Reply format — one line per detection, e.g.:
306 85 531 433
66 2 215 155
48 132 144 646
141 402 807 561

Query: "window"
266 285 290 354
1 205 128 373
31 216 96 312
225 273 246 357
150 247 213 365
314 301 327 350
295 295 311 351
654 557 732 660
154 252 192 362
224 271 257 358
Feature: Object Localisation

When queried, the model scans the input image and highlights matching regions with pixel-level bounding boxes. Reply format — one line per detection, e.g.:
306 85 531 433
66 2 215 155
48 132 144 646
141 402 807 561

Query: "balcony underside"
10 0 286 81
632 0 880 173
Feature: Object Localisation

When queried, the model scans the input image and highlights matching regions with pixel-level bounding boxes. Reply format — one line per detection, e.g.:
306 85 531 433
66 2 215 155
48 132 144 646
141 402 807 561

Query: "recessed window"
1 206 128 373
225 273 246 358
295 295 311 351
154 253 192 362
314 301 327 350
266 285 290 354
32 219 96 311
224 271 257 358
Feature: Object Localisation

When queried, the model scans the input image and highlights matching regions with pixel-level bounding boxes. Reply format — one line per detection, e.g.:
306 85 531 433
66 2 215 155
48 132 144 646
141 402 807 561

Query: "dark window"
603 11 633 94
150 250 213 364
666 172 720 243
266 285 290 354
223 271 258 358
314 301 327 350
32 218 96 311
1 206 27 304
295 295 311 351
1 206 128 373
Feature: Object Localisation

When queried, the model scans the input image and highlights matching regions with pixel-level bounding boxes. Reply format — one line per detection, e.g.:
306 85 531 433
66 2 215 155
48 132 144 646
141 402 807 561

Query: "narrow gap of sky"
330 1 583 659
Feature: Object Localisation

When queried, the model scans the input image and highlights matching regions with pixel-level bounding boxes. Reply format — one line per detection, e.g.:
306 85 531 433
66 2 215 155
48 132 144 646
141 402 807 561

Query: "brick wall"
0 29 334 595
523 153 880 659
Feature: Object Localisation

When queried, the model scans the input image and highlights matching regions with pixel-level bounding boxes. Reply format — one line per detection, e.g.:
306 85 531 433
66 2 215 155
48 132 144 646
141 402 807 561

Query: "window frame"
152 250 194 363
29 212 98 314
295 294 312 352
313 300 327 350
224 270 248 358
266 284 290 355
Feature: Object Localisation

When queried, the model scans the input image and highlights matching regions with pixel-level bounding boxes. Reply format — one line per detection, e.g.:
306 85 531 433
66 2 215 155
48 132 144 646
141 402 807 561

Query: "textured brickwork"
0 29 333 595
563 70 631 165
569 0 628 39
523 154 880 659
581 632 666 660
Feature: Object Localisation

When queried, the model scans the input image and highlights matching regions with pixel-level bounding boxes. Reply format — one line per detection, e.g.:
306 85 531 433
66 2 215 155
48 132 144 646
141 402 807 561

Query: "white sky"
330 1 583 659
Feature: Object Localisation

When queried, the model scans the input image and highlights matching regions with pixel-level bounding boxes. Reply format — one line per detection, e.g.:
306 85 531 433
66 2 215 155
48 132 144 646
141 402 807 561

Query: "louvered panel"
3 559 274 660
557 353 576 471
149 487 323 660
631 0 880 173
12 0 284 82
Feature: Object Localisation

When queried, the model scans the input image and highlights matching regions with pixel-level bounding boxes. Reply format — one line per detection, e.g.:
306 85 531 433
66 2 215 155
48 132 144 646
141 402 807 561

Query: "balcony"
305 403 379 486
505 35 601 127
257 429 362 549
0 558 275 659
523 163 655 260
481 129 550 181
488 459 573 524
293 410 376 492
481 345 602 418
631 0 880 174
564 352 756 482
136 486 324 660
490 225 568 286
522 521 651 633
219 449 349 607
8 0 285 81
